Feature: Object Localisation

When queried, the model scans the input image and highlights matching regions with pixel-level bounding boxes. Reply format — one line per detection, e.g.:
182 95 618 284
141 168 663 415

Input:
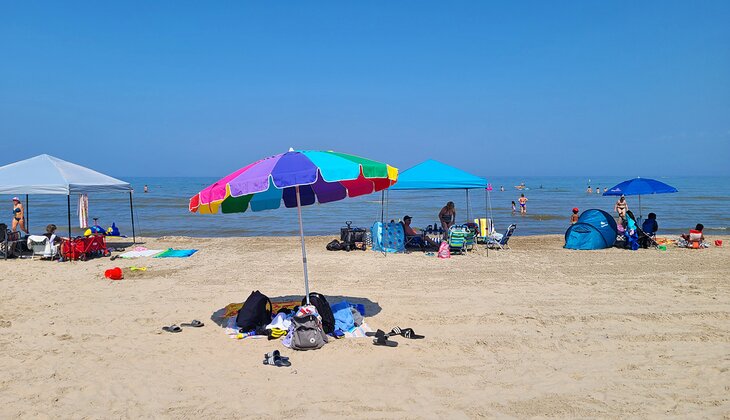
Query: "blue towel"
330 300 355 332
154 248 198 258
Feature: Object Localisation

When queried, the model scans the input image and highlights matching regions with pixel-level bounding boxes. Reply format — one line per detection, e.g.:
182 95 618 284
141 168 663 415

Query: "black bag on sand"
302 292 335 334
236 290 273 330
290 314 328 351
326 240 343 251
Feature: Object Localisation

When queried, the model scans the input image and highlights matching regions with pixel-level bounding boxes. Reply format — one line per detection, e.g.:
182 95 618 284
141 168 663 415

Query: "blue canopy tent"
565 209 617 250
603 177 678 222
389 159 487 223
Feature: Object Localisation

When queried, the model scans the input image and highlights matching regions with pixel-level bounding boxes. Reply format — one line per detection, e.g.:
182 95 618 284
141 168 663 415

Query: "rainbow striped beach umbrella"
189 149 398 303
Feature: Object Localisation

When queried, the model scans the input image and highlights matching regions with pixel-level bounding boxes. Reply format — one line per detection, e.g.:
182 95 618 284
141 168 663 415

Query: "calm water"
4 176 729 238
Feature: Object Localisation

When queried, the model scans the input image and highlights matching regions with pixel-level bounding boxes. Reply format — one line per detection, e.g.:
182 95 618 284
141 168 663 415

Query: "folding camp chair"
0 224 21 260
473 218 494 244
448 225 473 254
486 224 516 250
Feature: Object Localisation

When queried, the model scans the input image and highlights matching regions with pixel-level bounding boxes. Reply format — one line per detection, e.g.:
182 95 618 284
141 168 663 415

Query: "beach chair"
26 235 60 260
473 218 494 243
0 224 21 260
448 225 471 254
486 224 516 250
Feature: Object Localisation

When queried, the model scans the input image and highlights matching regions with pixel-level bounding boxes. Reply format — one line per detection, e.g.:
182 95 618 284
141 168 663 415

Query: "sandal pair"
162 319 205 333
263 350 291 367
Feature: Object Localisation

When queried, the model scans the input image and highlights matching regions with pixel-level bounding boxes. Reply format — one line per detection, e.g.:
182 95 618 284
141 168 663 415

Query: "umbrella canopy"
603 177 678 221
602 177 678 196
190 150 398 214
189 149 398 304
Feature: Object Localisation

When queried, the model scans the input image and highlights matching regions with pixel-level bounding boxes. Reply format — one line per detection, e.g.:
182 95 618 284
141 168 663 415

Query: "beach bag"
302 292 335 334
290 314 327 351
438 241 451 259
236 291 272 330
326 239 343 251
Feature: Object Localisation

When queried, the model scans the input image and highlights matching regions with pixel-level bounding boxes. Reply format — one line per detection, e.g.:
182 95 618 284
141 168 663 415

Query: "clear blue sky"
1 1 728 177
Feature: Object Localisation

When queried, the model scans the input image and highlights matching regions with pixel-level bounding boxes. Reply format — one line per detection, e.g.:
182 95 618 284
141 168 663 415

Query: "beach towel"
154 248 198 258
222 300 300 318
78 194 88 229
119 249 164 259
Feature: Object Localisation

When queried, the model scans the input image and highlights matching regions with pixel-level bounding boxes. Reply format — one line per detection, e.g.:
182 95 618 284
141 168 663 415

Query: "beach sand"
1 235 728 418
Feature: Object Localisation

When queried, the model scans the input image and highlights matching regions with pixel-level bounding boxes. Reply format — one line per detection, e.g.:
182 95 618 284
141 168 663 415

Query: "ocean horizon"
5 175 728 240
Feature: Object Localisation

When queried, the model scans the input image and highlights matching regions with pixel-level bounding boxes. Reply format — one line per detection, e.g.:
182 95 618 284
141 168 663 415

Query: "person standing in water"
144 185 149 193
586 185 593 194
518 193 528 215
511 201 516 215
570 207 579 224
11 197 28 234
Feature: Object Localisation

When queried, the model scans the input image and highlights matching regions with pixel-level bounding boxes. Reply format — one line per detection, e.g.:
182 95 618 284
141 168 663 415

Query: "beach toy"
104 267 123 280
657 245 667 251
715 240 723 247
130 266 147 272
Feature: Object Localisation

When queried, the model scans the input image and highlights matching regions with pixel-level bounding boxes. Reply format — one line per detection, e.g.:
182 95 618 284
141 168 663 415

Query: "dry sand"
1 234 729 418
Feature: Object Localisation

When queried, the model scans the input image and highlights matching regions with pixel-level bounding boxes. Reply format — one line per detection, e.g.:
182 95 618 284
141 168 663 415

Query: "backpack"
236 290 272 331
302 292 335 334
290 314 327 351
326 239 343 251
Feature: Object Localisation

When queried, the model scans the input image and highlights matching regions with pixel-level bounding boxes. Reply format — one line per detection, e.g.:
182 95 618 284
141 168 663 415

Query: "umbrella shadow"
210 294 382 327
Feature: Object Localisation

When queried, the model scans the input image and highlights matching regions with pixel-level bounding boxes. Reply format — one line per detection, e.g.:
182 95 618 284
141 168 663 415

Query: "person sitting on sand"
402 216 439 248
570 208 579 224
681 224 705 244
614 195 628 221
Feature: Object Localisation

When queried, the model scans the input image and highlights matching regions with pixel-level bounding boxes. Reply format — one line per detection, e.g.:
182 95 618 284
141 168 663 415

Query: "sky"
1 1 729 177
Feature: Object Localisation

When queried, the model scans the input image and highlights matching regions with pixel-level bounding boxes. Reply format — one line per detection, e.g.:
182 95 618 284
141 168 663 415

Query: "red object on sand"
715 240 723 247
104 267 123 280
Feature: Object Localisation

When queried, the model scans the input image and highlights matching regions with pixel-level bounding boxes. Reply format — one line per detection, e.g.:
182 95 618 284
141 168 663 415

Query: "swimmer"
570 207 579 224
511 201 516 214
586 185 593 194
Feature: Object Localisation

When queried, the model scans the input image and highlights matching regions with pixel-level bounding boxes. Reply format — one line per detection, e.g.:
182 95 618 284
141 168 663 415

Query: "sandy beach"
1 234 728 418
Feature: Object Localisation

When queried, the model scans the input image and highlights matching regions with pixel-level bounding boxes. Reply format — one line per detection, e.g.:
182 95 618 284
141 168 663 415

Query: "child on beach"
511 201 516 215
518 194 528 214
570 208 579 224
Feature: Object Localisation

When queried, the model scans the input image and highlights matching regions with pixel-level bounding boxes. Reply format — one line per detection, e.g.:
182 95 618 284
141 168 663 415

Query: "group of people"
586 186 605 194
401 201 458 248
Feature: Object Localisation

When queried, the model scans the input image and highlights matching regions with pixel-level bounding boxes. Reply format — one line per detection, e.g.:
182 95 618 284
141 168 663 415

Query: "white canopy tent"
0 154 136 241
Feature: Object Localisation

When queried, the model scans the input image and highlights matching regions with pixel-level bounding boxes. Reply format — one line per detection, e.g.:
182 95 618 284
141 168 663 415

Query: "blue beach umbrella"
603 177 678 221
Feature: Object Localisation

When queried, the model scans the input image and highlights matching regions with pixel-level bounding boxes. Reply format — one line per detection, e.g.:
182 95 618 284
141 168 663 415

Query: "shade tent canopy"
389 159 486 190
0 154 131 195
0 154 136 244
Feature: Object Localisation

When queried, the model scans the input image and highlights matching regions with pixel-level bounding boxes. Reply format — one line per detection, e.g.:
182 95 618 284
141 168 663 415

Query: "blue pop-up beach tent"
564 209 617 250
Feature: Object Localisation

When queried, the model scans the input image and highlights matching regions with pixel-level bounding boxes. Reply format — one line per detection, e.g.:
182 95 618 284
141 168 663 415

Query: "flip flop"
264 350 290 362
263 354 291 367
162 325 182 333
373 335 398 347
180 320 204 328
389 326 424 339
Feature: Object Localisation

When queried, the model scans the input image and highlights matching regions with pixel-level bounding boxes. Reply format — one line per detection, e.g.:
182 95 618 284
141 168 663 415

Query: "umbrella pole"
295 186 311 305
638 195 642 223
380 190 386 257
485 188 488 257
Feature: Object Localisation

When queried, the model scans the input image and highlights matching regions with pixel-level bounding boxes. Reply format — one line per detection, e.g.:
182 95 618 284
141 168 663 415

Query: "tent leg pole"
295 186 311 305
25 194 29 232
485 188 489 257
67 195 72 239
466 189 470 223
129 192 136 244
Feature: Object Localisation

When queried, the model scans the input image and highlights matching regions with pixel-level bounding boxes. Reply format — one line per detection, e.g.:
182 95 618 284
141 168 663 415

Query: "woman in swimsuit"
518 193 528 214
439 201 456 236
11 197 28 234
614 195 628 221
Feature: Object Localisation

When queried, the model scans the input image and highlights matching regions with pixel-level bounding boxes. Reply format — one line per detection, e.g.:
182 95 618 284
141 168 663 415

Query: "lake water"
5 176 729 239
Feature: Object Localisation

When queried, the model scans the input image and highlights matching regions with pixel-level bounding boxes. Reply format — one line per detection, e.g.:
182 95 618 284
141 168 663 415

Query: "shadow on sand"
210 294 382 327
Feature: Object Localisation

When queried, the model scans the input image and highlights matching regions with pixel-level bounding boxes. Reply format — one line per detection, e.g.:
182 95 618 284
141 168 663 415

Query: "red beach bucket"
715 240 723 247
104 267 123 280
